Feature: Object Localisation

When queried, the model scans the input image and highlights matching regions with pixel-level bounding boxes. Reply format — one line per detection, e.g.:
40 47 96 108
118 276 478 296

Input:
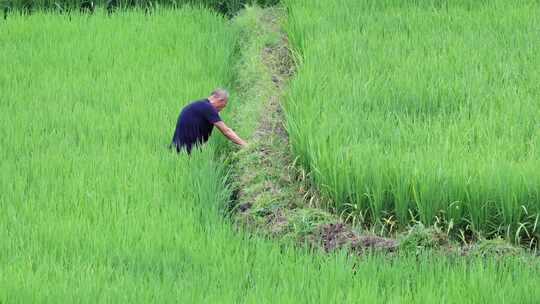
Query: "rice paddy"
1 4 539 303
283 0 540 243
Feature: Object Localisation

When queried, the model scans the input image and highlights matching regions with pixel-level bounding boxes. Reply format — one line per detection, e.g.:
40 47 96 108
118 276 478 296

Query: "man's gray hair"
211 88 229 100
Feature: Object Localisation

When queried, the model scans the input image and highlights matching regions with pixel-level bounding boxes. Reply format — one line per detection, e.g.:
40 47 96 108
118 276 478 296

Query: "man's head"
208 88 229 111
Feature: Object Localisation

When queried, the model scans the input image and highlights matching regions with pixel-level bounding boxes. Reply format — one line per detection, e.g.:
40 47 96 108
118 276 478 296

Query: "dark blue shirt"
171 99 221 153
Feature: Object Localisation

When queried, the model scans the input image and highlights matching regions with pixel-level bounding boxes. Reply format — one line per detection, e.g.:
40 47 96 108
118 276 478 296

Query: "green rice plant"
282 0 540 244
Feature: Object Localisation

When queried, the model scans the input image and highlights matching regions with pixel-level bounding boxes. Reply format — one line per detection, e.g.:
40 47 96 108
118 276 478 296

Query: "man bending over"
171 88 247 154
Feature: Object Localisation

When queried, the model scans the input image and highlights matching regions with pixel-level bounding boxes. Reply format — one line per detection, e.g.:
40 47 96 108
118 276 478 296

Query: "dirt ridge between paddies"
226 5 540 259
227 6 397 255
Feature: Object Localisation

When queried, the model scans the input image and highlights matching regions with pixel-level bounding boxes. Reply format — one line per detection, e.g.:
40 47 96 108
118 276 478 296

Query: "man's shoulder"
191 98 211 108
183 99 207 111
195 98 218 112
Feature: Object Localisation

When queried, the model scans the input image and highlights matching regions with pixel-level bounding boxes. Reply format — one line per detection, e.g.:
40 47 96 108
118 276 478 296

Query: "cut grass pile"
0 8 539 303
283 0 540 244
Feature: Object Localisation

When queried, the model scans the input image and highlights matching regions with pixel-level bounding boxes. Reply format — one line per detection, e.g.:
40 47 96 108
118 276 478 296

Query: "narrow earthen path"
230 8 397 254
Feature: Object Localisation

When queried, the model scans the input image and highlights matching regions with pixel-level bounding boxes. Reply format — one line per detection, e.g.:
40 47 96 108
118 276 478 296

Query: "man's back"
171 99 221 153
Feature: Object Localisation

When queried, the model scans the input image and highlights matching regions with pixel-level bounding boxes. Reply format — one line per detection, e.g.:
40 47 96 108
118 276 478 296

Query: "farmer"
170 88 247 154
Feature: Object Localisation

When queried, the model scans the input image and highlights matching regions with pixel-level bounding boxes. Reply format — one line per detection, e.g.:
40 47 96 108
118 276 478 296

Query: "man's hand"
214 121 247 146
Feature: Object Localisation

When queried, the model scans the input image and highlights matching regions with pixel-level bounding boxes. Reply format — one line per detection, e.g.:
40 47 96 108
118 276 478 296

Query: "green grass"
1 8 539 303
283 0 540 243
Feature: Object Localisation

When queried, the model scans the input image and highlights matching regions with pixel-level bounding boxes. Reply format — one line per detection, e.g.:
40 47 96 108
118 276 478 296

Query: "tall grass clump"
283 0 540 244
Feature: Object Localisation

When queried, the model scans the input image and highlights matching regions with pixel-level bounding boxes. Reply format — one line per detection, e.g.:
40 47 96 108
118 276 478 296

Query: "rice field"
283 0 540 242
1 7 539 303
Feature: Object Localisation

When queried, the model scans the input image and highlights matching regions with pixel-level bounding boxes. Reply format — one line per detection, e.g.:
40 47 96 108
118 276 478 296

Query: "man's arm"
214 121 247 146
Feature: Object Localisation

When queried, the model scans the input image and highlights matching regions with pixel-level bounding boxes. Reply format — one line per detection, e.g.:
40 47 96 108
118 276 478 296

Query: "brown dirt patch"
309 223 397 253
